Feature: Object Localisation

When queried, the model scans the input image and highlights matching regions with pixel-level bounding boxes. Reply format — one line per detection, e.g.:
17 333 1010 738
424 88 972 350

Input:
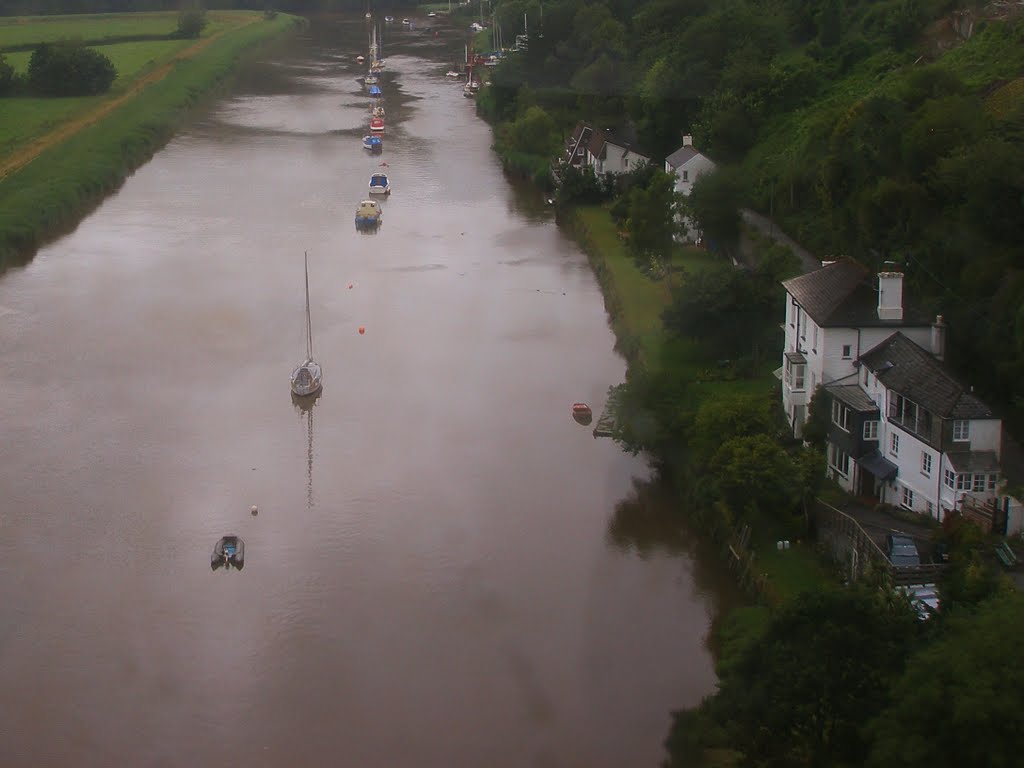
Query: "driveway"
740 208 820 274
836 500 941 563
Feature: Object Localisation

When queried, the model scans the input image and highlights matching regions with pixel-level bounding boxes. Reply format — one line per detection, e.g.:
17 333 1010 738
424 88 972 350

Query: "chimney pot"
877 270 904 321
931 315 946 360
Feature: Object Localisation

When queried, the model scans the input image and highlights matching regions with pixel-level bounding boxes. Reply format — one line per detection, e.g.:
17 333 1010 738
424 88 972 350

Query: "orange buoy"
358 326 365 334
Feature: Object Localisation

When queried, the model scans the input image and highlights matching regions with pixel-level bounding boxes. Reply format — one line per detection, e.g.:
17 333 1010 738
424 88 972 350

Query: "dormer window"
953 420 970 441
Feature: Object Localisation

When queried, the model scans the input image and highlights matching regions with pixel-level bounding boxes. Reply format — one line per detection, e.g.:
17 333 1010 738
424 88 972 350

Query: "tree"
504 105 560 158
689 393 780 468
667 588 919 768
0 53 15 96
28 43 116 97
868 593 1024 768
706 434 798 517
684 167 745 255
177 3 208 39
625 167 681 262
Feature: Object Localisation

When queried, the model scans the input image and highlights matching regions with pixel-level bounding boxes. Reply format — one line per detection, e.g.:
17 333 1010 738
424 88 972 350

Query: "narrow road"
740 207 820 274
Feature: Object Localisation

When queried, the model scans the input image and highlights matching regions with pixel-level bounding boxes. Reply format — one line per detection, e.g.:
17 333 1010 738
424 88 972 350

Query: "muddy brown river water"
0 17 736 767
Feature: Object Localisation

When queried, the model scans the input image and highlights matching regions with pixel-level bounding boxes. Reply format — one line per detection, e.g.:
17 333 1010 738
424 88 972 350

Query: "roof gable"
860 332 995 419
782 257 931 327
665 145 701 168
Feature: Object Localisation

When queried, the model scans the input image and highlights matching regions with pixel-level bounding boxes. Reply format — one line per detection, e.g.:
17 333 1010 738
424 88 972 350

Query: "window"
944 468 955 490
989 474 999 491
789 302 796 328
842 344 852 359
901 486 914 510
832 400 851 432
889 432 900 457
926 501 934 517
921 452 932 477
862 366 869 386
863 420 878 440
786 361 805 391
682 170 689 181
956 474 969 491
953 420 970 441
828 443 850 477
973 474 986 492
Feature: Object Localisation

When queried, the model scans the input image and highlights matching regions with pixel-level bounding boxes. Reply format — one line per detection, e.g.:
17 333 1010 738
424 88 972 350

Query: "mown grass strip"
0 13 304 270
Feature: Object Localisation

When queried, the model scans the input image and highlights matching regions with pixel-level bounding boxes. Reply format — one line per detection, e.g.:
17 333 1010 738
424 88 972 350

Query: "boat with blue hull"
369 172 391 195
355 199 383 228
211 535 244 570
362 135 382 152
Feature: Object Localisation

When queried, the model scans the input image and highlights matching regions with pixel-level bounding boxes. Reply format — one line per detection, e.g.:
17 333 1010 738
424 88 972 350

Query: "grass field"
0 14 258 161
0 11 301 268
0 12 179 48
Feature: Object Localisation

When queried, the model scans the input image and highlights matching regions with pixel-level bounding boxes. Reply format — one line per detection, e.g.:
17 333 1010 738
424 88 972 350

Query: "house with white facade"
664 135 716 242
585 129 650 175
564 122 594 169
782 259 1023 534
780 258 934 438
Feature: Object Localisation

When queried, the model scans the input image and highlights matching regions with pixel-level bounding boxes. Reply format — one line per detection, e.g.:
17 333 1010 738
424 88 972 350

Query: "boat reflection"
292 390 319 510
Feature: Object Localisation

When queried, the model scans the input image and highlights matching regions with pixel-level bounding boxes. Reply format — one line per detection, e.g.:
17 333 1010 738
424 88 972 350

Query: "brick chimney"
931 315 946 360
682 134 693 147
877 267 904 321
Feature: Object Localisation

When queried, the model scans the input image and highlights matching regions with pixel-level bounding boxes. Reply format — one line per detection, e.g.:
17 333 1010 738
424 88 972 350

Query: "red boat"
370 116 384 133
572 403 593 425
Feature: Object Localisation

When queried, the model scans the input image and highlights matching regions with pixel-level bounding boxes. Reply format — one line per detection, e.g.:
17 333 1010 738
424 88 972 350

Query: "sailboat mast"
304 251 313 360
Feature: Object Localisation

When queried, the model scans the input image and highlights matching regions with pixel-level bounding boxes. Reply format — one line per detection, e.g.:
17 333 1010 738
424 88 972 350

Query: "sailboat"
290 251 323 398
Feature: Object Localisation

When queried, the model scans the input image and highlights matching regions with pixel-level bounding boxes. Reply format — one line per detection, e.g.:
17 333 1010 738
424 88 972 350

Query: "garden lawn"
0 12 179 48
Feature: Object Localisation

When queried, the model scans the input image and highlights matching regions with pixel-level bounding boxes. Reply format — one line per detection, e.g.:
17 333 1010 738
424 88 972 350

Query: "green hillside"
477 0 1024 430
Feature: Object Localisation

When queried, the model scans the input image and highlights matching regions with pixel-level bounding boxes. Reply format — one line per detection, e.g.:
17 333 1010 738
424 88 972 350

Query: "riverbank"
0 11 305 271
561 203 833 608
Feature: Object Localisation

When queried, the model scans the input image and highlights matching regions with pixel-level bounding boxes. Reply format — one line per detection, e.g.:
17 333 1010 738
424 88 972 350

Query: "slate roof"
860 332 995 419
946 450 1000 474
665 145 703 168
587 129 650 164
825 382 878 413
782 257 931 328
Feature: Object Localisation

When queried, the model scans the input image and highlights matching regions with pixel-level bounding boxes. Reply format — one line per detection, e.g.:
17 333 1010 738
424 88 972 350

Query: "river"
0 17 734 767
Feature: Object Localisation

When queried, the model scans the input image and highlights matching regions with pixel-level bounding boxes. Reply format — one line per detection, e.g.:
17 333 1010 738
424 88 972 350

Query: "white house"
585 129 649 175
780 258 934 438
664 135 716 242
564 122 594 169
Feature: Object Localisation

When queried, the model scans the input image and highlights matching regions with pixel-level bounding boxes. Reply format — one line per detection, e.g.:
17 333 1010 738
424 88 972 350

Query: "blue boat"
355 199 383 228
362 135 382 153
368 84 382 98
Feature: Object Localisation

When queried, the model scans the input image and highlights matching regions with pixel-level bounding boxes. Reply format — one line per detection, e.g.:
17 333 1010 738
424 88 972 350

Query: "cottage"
664 135 716 242
564 122 594 168
780 259 933 438
782 258 1022 534
585 129 650 175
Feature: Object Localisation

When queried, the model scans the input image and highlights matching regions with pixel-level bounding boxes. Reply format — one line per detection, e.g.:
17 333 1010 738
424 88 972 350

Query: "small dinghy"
211 535 244 571
355 199 383 228
362 134 382 152
572 403 593 426
369 116 385 133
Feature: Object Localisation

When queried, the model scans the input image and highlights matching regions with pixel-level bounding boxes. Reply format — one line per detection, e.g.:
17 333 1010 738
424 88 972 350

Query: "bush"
28 43 116 97
177 6 209 39
0 53 15 96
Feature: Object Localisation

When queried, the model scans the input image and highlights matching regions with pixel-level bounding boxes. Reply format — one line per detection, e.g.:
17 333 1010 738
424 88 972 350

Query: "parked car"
887 534 921 567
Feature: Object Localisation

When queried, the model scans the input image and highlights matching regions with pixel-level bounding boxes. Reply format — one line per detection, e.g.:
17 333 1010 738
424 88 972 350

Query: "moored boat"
369 116 385 133
368 84 382 98
355 199 383 228
368 172 391 195
362 134 382 152
571 403 593 425
211 535 245 570
291 251 323 398
356 55 365 63
365 74 378 85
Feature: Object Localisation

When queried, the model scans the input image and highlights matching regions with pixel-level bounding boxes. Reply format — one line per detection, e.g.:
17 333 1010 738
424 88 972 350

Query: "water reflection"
608 475 742 608
292 390 320 511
